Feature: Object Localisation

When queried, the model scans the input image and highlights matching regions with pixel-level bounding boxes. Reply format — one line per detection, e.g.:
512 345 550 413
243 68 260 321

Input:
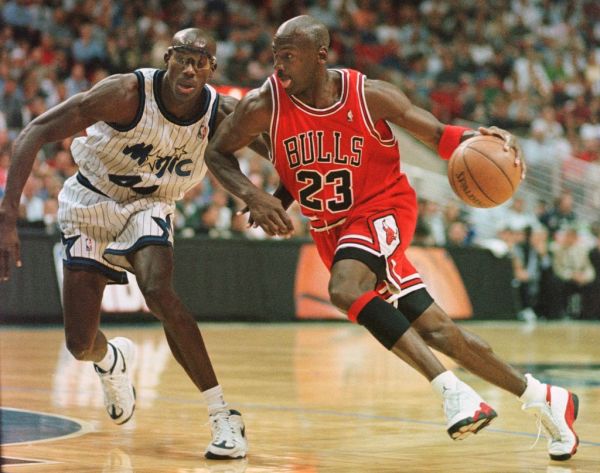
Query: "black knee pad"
396 289 434 322
356 296 411 349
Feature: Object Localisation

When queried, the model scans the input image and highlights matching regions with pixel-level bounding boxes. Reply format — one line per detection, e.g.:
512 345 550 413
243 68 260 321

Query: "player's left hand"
244 190 294 238
478 126 526 180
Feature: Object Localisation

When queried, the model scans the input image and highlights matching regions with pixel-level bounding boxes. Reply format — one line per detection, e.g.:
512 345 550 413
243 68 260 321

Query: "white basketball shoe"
205 409 248 460
444 381 497 440
94 337 137 425
522 376 579 461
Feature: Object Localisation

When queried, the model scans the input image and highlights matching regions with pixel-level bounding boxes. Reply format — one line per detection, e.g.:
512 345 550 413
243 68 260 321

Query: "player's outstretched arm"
365 79 524 176
206 87 294 237
0 74 139 280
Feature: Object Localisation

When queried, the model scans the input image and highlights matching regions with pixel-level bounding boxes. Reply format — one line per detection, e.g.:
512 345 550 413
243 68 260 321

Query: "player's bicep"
30 74 138 143
366 80 443 149
212 92 271 155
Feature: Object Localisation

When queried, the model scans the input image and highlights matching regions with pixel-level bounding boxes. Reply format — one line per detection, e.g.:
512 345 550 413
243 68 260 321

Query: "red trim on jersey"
438 125 471 160
356 73 397 147
348 290 379 323
268 76 279 166
289 69 349 116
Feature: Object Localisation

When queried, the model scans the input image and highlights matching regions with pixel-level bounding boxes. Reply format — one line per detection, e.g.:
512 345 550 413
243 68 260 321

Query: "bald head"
275 15 330 50
171 28 216 56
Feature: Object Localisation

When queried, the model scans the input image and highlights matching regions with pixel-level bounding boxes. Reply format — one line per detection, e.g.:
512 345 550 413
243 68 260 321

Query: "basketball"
447 134 523 208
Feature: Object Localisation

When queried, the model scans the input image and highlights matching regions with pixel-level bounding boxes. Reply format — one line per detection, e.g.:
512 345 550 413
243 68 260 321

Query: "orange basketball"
447 135 523 208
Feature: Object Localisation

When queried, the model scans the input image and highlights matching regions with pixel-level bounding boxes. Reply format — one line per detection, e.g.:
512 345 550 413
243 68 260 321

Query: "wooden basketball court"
1 321 599 472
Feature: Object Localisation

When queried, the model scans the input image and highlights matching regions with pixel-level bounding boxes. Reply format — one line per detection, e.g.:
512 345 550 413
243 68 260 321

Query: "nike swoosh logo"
117 348 126 373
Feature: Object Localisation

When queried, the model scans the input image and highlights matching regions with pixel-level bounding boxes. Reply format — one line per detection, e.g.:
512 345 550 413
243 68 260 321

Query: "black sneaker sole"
448 406 498 440
205 451 246 460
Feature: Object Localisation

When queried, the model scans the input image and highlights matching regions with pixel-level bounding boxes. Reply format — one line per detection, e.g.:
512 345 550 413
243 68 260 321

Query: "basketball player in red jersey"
205 16 579 460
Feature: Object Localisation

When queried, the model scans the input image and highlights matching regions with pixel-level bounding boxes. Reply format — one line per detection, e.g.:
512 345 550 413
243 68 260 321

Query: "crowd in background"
1 0 599 319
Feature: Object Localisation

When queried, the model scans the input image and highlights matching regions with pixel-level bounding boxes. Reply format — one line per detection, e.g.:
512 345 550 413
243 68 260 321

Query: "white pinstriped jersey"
71 68 219 204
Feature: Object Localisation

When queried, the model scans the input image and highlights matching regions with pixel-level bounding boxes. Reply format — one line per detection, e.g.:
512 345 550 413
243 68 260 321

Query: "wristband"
438 125 471 160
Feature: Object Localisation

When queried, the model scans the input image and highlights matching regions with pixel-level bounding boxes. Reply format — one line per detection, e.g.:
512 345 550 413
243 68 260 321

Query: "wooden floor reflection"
1 321 599 472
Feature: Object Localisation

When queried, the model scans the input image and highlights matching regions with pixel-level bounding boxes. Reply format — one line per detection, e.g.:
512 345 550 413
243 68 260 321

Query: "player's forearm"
205 148 262 204
1 126 46 218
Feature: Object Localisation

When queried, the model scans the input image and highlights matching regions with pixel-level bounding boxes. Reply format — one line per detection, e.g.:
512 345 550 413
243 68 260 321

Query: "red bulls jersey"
268 69 416 231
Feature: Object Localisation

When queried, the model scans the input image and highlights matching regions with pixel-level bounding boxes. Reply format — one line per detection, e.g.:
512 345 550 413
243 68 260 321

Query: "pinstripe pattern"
57 69 219 282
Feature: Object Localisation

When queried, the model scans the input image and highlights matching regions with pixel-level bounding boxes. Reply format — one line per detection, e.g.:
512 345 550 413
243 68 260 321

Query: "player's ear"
164 48 173 65
318 46 328 64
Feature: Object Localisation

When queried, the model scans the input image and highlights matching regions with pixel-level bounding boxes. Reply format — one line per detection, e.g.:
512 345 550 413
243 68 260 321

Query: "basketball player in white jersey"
0 28 247 460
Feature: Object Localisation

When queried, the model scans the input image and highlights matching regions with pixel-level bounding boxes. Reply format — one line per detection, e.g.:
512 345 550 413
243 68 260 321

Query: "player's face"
272 38 319 96
166 47 215 100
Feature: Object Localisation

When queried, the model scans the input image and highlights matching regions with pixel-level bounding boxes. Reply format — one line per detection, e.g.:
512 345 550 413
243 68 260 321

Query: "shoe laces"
524 401 561 444
528 415 544 450
98 356 129 405
210 411 238 446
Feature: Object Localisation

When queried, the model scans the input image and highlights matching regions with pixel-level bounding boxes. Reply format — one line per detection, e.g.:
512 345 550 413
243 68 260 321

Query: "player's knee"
139 283 172 317
328 281 364 312
65 336 95 361
413 304 459 348
328 270 375 312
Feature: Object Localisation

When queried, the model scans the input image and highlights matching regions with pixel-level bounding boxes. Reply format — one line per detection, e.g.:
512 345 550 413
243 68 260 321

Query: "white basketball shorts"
57 173 175 284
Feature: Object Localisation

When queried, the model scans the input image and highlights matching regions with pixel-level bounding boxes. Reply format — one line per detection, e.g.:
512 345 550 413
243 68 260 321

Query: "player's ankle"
519 373 546 404
431 370 459 398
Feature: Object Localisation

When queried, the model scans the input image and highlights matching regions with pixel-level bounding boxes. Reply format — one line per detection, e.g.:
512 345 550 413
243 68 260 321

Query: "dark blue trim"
208 93 220 139
104 237 172 257
153 69 210 125
76 172 109 197
63 258 129 284
106 70 146 131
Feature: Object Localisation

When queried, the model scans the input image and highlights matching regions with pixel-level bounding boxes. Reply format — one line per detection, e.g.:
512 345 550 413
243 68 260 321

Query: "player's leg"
411 301 526 395
410 294 578 460
128 245 247 460
62 267 108 362
329 259 447 380
328 257 496 440
62 267 137 425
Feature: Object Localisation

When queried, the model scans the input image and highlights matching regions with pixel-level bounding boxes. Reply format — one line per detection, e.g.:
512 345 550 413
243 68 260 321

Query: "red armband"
438 125 471 160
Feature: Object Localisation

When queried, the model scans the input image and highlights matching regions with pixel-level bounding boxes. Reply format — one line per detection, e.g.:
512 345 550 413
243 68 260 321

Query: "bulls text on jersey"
282 131 364 169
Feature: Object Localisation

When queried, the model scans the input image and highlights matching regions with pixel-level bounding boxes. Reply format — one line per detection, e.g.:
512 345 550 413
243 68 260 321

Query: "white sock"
95 342 116 372
203 385 228 415
431 370 459 398
519 373 546 404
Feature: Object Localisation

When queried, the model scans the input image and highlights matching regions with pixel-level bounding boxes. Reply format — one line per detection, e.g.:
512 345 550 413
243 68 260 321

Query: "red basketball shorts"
310 207 427 304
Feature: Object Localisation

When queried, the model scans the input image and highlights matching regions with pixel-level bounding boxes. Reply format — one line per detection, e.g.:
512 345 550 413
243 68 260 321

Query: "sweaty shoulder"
81 73 141 126
363 78 411 125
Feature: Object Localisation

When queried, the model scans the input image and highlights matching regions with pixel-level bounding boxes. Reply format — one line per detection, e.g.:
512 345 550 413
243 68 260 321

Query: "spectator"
71 23 106 68
19 175 45 227
583 222 600 319
552 227 596 318
64 63 90 98
512 226 553 321
540 191 577 239
446 220 470 248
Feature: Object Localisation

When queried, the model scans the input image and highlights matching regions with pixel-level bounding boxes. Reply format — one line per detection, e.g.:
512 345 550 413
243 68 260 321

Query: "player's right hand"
0 209 22 281
245 191 294 238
